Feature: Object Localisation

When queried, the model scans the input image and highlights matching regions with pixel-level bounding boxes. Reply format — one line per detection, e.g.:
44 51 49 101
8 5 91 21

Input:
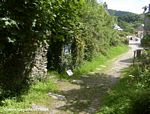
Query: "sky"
98 0 150 14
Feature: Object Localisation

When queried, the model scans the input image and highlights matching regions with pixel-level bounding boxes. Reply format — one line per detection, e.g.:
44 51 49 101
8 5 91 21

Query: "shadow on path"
56 73 119 114
50 47 134 114
120 58 133 63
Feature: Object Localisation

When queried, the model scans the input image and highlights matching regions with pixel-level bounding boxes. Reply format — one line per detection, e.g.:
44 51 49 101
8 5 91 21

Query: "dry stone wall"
30 41 49 80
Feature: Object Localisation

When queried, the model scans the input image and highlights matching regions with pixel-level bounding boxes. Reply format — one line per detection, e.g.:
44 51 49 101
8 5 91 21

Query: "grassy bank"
74 44 129 75
0 79 58 114
98 65 150 114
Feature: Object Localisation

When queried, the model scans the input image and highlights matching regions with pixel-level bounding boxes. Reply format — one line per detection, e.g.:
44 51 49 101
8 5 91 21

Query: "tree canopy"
0 0 121 95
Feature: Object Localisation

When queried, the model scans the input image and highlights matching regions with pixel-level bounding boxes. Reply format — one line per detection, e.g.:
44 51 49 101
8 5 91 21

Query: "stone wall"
0 40 49 93
30 41 49 80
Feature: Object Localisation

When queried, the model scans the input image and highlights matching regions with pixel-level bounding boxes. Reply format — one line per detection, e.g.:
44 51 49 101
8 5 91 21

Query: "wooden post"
133 50 136 64
137 49 141 57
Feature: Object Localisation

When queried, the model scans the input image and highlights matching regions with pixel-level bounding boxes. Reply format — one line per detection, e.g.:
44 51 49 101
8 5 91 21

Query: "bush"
98 49 150 114
129 91 150 114
0 0 52 97
141 35 150 48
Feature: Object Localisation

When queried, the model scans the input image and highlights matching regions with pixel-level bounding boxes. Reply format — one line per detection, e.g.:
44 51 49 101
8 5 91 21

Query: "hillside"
108 9 144 33
108 9 143 23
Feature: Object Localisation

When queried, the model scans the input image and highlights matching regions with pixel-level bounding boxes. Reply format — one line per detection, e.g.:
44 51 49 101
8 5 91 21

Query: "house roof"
113 24 123 31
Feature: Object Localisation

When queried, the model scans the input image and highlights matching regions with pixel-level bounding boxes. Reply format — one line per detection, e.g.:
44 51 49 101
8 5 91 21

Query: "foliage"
74 45 128 76
118 20 135 33
81 2 119 60
141 34 150 48
47 0 121 72
108 9 143 23
0 45 128 114
0 0 53 96
98 49 150 114
129 91 150 114
0 0 123 96
98 32 150 114
0 77 58 114
47 0 85 72
0 0 52 45
108 9 144 33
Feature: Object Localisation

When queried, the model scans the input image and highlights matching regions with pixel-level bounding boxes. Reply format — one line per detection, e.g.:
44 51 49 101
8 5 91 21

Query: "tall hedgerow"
0 0 53 96
47 0 120 72
0 0 121 96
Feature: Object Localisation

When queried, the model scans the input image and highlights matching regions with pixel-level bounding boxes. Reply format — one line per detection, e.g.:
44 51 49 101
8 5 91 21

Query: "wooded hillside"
108 9 144 33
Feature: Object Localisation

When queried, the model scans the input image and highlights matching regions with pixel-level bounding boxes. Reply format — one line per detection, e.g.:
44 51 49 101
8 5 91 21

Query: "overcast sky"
98 0 150 14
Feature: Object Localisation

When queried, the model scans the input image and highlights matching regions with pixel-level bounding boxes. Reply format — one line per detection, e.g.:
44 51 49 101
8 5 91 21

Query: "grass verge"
97 64 150 114
74 44 129 76
0 78 58 114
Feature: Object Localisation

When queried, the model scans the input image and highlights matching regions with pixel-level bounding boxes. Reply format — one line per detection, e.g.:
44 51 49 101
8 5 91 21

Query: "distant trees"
108 9 144 33
108 9 143 23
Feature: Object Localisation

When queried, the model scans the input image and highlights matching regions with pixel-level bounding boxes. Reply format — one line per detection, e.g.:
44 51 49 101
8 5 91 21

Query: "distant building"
113 24 123 31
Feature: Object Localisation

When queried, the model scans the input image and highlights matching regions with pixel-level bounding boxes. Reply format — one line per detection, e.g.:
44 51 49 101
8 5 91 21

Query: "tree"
0 0 52 96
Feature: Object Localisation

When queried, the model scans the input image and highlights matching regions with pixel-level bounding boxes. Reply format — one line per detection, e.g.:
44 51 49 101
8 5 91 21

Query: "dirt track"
46 45 136 114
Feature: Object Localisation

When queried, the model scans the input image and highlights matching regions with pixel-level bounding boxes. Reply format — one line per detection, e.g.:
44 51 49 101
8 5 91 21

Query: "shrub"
129 90 150 114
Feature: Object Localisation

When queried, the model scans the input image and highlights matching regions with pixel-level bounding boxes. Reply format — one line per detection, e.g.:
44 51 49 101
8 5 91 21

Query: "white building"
113 24 123 31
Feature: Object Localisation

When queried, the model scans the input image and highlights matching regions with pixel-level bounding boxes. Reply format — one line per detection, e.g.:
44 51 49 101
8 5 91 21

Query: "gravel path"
44 45 137 114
